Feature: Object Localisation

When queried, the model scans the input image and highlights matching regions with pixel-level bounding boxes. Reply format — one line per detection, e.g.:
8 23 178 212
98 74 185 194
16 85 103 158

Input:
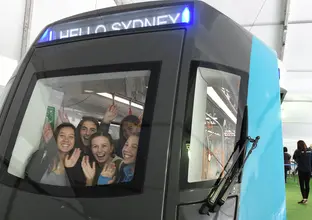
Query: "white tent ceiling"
0 0 310 153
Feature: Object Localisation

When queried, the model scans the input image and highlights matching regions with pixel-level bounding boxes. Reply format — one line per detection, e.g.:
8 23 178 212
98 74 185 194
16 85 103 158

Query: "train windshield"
8 69 149 185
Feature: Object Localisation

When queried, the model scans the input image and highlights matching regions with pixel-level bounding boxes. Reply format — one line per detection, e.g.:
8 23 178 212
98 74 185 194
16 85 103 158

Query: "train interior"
8 70 149 178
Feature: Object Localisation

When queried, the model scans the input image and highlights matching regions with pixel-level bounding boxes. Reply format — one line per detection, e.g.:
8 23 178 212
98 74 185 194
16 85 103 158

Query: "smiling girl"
26 123 78 186
81 132 122 186
94 133 140 185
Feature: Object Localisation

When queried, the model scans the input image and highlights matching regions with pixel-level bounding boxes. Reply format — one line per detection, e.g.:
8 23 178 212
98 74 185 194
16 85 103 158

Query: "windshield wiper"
199 136 260 215
212 105 248 186
199 106 261 215
216 136 259 207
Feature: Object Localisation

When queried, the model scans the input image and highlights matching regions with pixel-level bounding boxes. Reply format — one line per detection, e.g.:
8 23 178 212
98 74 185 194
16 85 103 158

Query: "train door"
0 29 185 220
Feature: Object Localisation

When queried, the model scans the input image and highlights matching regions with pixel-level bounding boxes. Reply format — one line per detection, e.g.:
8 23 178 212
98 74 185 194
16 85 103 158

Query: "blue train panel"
238 36 286 220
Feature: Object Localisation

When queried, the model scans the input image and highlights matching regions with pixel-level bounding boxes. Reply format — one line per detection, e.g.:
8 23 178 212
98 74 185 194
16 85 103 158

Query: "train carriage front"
0 1 286 220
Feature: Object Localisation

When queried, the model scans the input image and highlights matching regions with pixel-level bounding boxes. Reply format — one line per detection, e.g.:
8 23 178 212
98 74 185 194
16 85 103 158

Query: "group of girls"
25 104 141 187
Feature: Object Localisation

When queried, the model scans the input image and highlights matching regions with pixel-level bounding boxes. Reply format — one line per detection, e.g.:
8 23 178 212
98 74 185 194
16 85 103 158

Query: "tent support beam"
280 0 291 60
20 0 34 58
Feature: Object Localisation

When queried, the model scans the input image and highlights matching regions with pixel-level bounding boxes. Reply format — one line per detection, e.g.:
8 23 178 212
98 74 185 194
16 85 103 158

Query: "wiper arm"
212 137 243 187
216 136 260 208
199 105 248 209
199 136 251 214
199 136 260 215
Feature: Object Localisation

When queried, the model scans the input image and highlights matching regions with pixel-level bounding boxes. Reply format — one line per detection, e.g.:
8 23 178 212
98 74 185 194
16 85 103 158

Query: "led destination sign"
39 5 191 43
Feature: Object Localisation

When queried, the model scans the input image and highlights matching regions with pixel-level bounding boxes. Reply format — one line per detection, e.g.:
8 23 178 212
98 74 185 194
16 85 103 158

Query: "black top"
66 121 112 186
293 149 312 173
284 152 291 165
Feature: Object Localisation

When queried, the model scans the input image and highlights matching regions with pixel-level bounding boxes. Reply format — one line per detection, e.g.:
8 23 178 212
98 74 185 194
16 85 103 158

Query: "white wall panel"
245 25 283 54
282 102 312 123
0 0 22 86
285 93 312 102
281 71 312 100
96 0 116 9
289 0 312 22
204 0 284 25
0 0 26 60
283 23 312 71
282 1 312 147
0 55 18 86
29 0 116 46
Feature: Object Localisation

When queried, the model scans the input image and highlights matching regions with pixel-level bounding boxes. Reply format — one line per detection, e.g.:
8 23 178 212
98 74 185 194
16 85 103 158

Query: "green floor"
286 176 312 219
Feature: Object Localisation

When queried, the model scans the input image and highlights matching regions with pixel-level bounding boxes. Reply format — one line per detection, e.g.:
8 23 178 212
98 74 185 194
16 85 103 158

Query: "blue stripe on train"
238 37 286 220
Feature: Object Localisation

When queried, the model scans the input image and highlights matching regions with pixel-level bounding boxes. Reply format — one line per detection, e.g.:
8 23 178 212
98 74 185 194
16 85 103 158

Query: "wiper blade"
216 136 260 207
199 137 250 214
199 136 260 215
199 105 251 215
212 138 243 187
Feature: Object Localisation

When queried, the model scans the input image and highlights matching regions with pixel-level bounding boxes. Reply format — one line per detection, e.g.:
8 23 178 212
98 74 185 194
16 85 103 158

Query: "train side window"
5 67 154 196
185 66 241 183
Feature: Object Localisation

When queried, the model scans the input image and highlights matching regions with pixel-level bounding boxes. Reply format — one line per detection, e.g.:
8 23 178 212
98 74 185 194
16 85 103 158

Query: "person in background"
284 147 291 183
293 140 311 204
310 144 312 177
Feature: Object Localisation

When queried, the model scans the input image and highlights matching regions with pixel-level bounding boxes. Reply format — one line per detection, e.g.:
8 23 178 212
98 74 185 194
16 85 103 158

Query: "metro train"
0 0 287 220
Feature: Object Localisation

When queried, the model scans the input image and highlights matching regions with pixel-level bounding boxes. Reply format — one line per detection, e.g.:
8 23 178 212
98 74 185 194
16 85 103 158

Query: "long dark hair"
297 140 307 153
47 122 77 173
119 115 140 148
76 116 100 148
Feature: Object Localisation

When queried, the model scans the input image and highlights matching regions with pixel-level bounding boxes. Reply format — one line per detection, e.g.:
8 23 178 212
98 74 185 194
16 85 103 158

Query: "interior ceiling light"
97 92 143 110
206 87 237 124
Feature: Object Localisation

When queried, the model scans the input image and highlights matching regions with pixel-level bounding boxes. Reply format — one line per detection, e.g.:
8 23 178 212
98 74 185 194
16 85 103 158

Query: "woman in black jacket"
293 140 311 204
